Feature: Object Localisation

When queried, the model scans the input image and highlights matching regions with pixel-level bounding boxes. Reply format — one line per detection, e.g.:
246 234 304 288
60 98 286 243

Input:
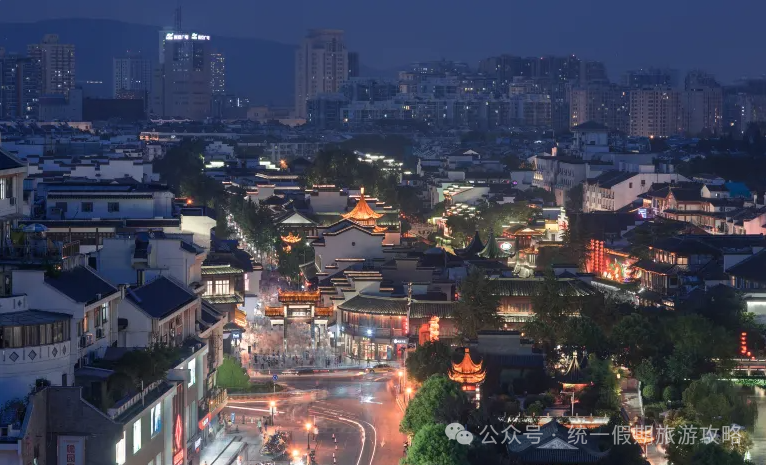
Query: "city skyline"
0 0 764 84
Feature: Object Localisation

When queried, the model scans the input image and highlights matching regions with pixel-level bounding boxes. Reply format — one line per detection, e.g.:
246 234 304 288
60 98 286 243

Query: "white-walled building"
95 233 207 291
0 298 74 404
118 276 201 348
583 170 689 212
12 266 122 371
311 220 386 272
42 182 174 220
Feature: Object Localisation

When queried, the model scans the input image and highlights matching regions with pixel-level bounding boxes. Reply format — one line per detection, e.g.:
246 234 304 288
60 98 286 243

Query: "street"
222 371 406 465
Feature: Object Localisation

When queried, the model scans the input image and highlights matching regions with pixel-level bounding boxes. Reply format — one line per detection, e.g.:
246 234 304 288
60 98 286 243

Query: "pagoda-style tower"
342 187 383 227
449 348 486 406
478 231 509 259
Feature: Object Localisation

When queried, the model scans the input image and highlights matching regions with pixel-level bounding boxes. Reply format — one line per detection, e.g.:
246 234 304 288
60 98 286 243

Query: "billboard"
58 436 84 465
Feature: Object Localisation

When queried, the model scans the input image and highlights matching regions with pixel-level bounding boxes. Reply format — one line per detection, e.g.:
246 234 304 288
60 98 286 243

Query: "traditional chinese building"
507 421 608 464
449 348 486 405
264 290 333 352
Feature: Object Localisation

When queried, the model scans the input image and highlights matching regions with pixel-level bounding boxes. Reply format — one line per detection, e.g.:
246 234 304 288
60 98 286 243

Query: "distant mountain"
0 18 296 106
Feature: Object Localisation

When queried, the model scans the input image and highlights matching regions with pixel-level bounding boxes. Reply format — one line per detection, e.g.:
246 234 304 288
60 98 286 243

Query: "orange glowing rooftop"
449 348 486 385
278 290 321 303
343 187 383 225
281 231 302 244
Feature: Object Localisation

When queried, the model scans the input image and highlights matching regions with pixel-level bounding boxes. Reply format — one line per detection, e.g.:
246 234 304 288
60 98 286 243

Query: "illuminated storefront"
586 239 640 283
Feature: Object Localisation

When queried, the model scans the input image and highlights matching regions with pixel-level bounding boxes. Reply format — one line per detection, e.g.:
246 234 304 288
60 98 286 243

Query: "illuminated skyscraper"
150 32 212 120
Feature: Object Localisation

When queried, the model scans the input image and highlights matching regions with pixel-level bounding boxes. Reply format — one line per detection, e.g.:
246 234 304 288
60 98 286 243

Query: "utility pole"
404 282 412 394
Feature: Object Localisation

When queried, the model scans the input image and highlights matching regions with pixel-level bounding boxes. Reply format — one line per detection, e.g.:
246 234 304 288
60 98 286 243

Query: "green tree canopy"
216 356 250 390
402 423 469 465
406 341 454 384
400 375 470 436
453 270 501 341
682 374 757 429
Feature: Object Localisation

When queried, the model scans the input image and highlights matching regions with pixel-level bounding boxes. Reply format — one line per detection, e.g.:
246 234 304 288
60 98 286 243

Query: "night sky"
0 0 762 82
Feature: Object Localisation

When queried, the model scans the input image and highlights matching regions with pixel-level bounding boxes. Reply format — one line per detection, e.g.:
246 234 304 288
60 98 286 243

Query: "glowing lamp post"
405 387 412 403
397 370 404 394
270 401 276 425
305 422 312 450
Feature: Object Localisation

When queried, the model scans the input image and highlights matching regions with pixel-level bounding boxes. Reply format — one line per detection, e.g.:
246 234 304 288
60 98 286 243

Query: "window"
629 182 633 188
150 403 162 437
94 307 102 327
24 325 39 346
108 202 120 213
81 202 93 212
188 358 196 387
214 280 229 295
205 280 213 296
133 419 142 454
0 177 12 199
155 453 162 465
116 432 126 465
55 202 68 212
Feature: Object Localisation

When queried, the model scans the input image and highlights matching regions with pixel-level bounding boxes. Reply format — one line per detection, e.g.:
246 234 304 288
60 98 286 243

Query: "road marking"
227 405 285 414
310 409 365 465
311 404 378 465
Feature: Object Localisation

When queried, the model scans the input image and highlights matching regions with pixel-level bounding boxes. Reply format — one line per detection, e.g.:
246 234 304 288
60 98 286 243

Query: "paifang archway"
264 290 333 354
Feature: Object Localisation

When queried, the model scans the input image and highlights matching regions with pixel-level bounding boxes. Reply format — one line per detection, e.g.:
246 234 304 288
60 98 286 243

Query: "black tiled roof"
0 309 71 326
727 249 766 283
338 294 456 318
0 147 26 170
507 421 607 463
587 170 635 189
489 278 599 297
126 276 197 319
45 266 119 305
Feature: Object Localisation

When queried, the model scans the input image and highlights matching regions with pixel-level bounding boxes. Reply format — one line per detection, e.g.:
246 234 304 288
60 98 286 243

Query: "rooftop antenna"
174 0 182 32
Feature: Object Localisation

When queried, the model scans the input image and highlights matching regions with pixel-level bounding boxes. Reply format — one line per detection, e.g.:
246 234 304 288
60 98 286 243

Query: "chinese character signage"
58 436 84 465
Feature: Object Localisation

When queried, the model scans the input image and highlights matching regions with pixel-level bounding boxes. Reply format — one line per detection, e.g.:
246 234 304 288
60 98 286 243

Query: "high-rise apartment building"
570 83 629 132
623 68 678 89
681 71 723 136
0 54 39 119
629 87 681 138
112 55 153 99
294 29 349 119
150 31 212 120
27 34 75 98
210 52 226 94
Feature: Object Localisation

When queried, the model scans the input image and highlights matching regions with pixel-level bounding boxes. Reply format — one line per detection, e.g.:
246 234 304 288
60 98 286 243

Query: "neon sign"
165 33 211 41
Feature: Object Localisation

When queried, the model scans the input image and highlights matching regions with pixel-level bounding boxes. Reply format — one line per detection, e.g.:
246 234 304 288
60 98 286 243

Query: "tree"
406 341 454 384
609 313 660 370
453 270 501 341
216 356 250 390
682 285 747 331
565 184 584 213
560 316 610 356
400 375 470 436
641 384 658 402
525 269 582 356
402 423 469 465
682 374 757 429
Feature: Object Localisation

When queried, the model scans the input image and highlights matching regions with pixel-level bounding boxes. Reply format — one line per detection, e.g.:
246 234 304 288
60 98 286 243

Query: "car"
366 364 394 374
282 369 299 375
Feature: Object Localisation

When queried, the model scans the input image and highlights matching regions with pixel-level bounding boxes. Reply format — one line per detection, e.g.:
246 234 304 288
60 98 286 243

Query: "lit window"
150 403 161 437
133 419 142 454
214 280 229 295
188 358 196 387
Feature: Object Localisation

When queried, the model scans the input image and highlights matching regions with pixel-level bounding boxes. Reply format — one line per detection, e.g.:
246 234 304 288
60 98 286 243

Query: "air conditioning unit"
9 198 16 206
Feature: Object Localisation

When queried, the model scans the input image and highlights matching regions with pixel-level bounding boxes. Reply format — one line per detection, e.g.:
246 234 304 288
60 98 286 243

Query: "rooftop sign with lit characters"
165 33 210 41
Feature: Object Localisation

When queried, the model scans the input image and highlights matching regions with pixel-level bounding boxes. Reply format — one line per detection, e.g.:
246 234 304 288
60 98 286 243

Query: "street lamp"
305 422 312 450
270 401 276 425
397 370 403 394
406 387 412 403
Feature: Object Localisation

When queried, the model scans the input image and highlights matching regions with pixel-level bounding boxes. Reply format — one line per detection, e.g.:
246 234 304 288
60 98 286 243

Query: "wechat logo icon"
445 423 473 445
